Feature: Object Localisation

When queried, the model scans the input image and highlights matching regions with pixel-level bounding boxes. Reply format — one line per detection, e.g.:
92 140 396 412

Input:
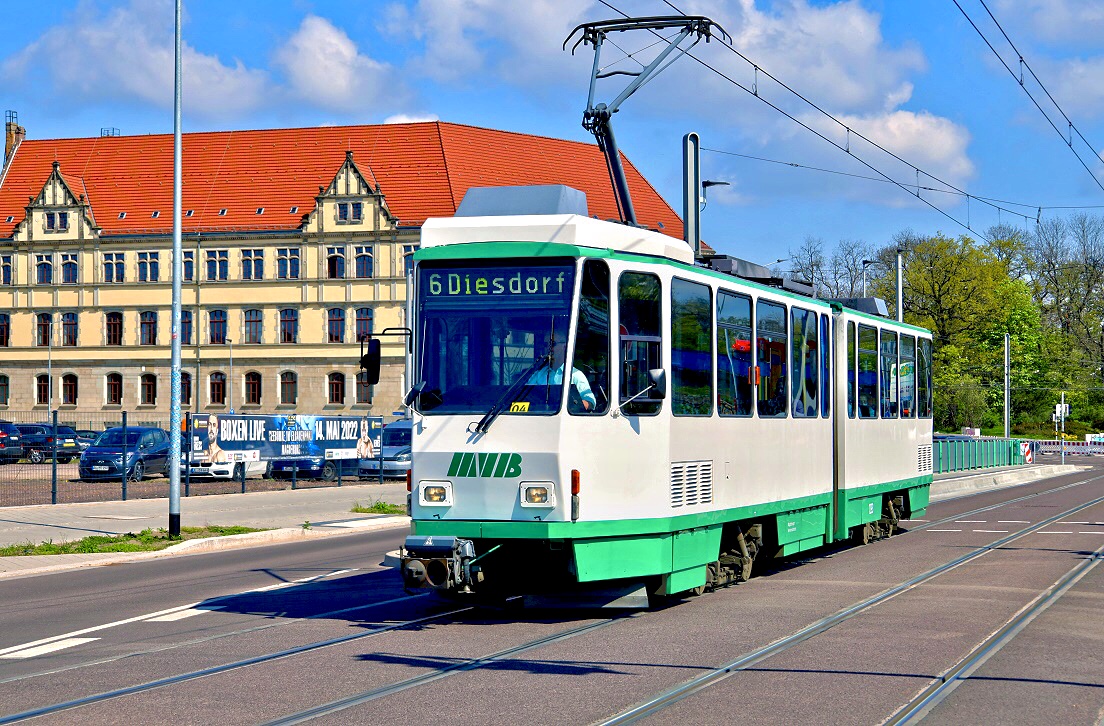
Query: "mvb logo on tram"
446 452 523 478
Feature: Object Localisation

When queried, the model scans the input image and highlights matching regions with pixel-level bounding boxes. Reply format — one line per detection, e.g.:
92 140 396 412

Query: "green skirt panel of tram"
834 475 931 540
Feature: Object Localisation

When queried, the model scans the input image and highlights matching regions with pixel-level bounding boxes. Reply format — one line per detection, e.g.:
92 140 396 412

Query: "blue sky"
5 0 1104 267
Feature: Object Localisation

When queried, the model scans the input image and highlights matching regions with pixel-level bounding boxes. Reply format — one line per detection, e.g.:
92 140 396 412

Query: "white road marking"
899 519 927 522
955 520 986 523
1038 531 1073 534
0 638 99 659
973 530 1008 533
0 569 355 657
1060 522 1090 525
998 521 1030 524
144 606 225 622
929 529 962 532
1080 532 1104 535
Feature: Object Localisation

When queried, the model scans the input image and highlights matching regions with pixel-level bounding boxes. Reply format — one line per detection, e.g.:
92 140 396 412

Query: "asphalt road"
1 465 1102 725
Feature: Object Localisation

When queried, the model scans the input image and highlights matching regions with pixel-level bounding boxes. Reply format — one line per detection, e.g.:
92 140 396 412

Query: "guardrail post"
239 459 246 494
50 409 58 505
121 411 128 501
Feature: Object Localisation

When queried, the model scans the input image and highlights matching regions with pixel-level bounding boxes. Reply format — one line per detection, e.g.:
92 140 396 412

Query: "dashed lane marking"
144 607 226 623
998 521 1030 524
955 520 986 523
0 638 99 659
1038 531 1073 534
928 529 962 532
974 530 1008 533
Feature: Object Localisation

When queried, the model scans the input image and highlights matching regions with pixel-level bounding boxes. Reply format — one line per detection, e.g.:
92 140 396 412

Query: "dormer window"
185 209 194 217
151 211 160 219
44 211 68 231
256 207 264 215
118 212 127 219
336 202 363 223
218 209 227 216
289 206 298 214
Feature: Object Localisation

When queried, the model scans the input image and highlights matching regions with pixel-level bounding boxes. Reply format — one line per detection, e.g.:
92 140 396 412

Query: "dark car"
265 456 358 481
0 421 25 464
74 429 100 451
78 426 171 481
16 423 81 464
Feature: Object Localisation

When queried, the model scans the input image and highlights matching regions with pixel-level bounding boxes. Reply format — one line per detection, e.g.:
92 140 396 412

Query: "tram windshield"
413 259 576 415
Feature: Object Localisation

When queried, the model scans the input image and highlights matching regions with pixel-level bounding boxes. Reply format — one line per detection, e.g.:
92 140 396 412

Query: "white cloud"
384 113 440 124
273 15 403 113
0 0 267 118
993 0 1104 45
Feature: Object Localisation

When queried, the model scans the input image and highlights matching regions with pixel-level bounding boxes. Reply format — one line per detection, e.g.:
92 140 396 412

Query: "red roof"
0 121 684 240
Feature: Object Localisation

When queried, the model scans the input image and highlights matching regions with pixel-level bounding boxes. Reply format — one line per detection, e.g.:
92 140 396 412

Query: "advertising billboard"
186 413 384 463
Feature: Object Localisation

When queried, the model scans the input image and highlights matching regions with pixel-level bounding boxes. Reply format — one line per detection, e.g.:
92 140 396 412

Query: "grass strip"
350 500 406 515
0 525 267 557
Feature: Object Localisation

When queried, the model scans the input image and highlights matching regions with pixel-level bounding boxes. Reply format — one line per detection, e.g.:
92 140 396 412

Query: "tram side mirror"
404 381 426 408
358 338 381 385
648 369 666 400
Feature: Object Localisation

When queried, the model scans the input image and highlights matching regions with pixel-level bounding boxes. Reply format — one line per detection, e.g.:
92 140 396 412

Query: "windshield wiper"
474 354 553 434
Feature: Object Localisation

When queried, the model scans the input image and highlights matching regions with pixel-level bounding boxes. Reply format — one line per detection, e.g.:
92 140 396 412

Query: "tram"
381 185 934 600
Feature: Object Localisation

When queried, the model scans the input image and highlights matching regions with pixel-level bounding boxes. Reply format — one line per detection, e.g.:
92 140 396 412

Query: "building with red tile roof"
0 119 685 420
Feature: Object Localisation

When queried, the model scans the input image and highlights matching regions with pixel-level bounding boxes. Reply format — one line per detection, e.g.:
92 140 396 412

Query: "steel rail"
0 605 472 724
887 542 1104 724
264 615 632 725
598 491 1104 725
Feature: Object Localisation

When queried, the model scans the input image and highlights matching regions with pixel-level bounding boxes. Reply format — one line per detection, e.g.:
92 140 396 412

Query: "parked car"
74 429 101 450
0 421 25 464
358 419 413 479
16 423 81 464
179 454 267 481
78 426 171 481
265 456 359 481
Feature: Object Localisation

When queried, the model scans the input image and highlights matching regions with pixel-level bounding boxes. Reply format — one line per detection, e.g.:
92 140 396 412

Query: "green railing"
934 438 1026 474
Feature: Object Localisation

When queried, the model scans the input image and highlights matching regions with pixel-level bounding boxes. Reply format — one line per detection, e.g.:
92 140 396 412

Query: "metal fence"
0 410 384 508
934 437 1027 474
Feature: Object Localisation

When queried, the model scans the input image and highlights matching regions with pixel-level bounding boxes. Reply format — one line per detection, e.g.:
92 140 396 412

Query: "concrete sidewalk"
0 463 1086 579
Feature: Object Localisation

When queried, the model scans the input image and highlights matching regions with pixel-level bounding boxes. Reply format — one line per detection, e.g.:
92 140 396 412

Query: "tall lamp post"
861 259 875 297
227 338 234 414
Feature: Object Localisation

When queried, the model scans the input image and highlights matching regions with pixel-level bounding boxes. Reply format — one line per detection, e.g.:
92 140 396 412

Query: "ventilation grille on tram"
671 461 714 508
918 445 933 473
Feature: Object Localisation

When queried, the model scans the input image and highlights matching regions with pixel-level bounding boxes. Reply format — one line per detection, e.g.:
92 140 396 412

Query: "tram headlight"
419 481 453 506
520 482 556 508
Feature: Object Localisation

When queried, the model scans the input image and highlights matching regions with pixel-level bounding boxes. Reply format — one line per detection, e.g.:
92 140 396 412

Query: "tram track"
596 489 1104 725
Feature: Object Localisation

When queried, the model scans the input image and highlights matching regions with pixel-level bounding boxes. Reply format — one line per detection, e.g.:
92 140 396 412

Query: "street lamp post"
227 338 234 414
861 259 875 297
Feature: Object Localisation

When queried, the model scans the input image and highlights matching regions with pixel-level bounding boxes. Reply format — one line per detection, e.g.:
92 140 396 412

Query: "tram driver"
528 336 596 412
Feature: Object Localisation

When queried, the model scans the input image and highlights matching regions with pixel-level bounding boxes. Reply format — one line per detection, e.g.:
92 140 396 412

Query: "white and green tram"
395 191 933 599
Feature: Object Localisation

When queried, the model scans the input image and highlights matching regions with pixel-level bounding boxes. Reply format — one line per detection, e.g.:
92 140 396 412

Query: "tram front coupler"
401 536 483 592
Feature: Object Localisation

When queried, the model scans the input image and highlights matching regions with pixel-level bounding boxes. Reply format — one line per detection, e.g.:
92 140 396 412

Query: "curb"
0 516 411 580
931 464 1084 501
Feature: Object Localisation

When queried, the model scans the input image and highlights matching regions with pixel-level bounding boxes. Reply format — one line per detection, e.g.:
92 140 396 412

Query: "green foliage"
0 525 265 557
351 499 406 515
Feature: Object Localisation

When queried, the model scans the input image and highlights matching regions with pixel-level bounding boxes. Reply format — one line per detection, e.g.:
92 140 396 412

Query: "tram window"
820 314 831 418
900 334 916 418
857 324 878 418
717 290 753 417
570 259 610 415
790 307 818 418
847 321 856 418
880 330 898 418
756 300 787 418
918 337 933 418
618 271 662 416
672 278 713 416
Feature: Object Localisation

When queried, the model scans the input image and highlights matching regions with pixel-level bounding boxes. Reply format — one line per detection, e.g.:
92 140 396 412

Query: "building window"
355 247 373 278
209 309 227 344
279 309 298 343
45 211 68 231
106 312 123 346
106 373 123 405
62 312 78 346
103 252 124 283
36 312 52 347
0 313 10 347
244 372 262 405
181 371 192 406
209 372 226 405
61 253 78 284
337 202 363 222
328 372 345 404
403 244 417 277
36 374 50 405
244 309 263 344
36 254 53 285
1 254 11 285
356 371 372 404
206 250 228 281
242 249 264 280
277 248 300 279
140 311 158 346
181 310 192 345
62 374 78 405
280 372 297 405
141 374 157 405
327 308 345 343
183 250 194 282
138 251 159 282
327 247 345 279
0 374 8 405
355 307 373 342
